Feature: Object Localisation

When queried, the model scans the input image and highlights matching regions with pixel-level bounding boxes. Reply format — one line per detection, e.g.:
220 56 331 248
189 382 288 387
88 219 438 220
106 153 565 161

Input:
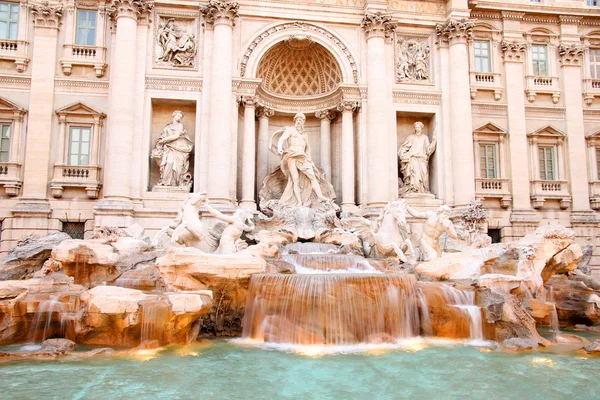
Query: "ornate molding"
144 76 203 92
239 21 359 84
501 41 527 62
315 110 336 120
337 101 359 113
200 0 239 27
360 12 396 40
436 19 474 45
392 90 441 106
241 96 259 107
30 1 63 29
108 0 153 21
500 11 525 21
558 44 587 67
256 106 274 119
559 16 583 25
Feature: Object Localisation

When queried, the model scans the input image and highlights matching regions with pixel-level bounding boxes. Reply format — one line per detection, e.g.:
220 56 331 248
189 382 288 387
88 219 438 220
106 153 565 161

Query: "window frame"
473 40 492 73
67 125 92 167
531 44 549 77
0 1 19 41
75 8 97 47
479 143 497 179
538 145 556 181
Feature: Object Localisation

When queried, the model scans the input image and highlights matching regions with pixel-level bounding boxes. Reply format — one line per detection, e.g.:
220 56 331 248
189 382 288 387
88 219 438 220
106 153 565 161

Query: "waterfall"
27 296 69 343
283 243 340 255
242 274 425 345
282 254 387 274
139 300 171 346
547 287 560 333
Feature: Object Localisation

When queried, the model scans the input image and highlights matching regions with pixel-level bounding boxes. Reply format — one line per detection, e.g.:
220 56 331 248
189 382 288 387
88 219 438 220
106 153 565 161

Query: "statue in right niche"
398 121 436 195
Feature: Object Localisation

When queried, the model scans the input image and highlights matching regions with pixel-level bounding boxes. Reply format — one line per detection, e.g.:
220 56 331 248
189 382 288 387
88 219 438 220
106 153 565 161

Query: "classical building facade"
0 0 599 270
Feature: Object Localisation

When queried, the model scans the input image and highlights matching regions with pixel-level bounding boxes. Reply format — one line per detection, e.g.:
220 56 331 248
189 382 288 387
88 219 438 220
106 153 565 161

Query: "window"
532 45 548 76
488 228 501 244
474 40 491 73
588 0 598 6
68 127 90 166
591 49 600 79
479 143 497 178
75 9 97 46
0 123 10 163
0 1 18 40
539 146 555 180
62 222 85 239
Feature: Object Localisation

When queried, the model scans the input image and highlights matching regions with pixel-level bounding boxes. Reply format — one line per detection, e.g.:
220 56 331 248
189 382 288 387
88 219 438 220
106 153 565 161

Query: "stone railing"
60 44 107 78
530 179 571 209
50 164 101 199
469 72 502 100
584 78 600 106
525 75 560 103
0 39 29 72
589 181 600 210
475 178 511 208
0 162 22 196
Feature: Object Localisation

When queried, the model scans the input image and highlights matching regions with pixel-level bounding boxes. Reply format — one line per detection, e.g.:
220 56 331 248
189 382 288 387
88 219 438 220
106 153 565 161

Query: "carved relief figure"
156 18 196 67
171 192 216 250
151 110 193 188
205 201 255 254
406 204 458 261
396 38 430 82
259 113 335 210
398 122 436 194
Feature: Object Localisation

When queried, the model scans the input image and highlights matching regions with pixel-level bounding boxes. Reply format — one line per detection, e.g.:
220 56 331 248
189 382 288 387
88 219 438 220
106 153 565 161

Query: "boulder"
477 274 522 293
0 232 71 280
581 339 600 354
546 274 600 327
415 245 504 280
503 337 541 352
541 243 582 282
39 338 76 355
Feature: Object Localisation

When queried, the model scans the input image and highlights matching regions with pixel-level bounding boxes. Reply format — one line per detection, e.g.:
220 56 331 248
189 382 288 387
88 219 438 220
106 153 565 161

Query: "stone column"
337 101 358 211
95 0 152 226
256 106 274 196
315 110 335 183
559 43 589 211
201 0 239 206
361 12 396 208
240 96 258 210
436 19 476 205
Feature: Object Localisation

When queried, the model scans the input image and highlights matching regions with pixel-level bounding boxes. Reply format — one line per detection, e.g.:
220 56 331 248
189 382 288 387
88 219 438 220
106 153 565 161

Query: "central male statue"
259 113 334 210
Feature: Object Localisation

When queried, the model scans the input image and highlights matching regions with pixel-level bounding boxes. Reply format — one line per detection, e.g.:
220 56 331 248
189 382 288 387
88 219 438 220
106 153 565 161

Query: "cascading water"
432 284 484 341
282 254 387 274
27 296 70 343
547 287 560 334
139 300 171 346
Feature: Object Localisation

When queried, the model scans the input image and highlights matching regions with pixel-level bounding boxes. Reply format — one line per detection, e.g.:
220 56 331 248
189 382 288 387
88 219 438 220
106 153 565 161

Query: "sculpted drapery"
151 110 193 188
398 121 436 194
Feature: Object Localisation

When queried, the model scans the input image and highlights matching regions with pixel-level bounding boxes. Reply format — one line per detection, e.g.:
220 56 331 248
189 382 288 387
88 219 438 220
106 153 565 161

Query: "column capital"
501 40 527 62
241 96 259 107
108 0 154 22
435 19 474 46
336 101 359 113
201 0 239 27
256 106 274 119
558 43 587 67
315 110 336 121
361 12 396 40
29 1 63 29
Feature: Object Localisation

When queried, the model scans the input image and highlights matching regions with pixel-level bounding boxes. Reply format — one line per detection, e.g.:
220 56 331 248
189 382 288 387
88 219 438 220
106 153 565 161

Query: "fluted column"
20 2 63 201
315 110 335 182
338 101 358 210
201 0 239 206
501 40 531 210
240 96 258 210
436 19 476 204
361 12 396 208
559 43 590 211
256 106 274 196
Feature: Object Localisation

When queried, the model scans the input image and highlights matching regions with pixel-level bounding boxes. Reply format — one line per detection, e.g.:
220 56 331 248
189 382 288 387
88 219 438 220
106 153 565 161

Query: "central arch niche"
257 39 343 98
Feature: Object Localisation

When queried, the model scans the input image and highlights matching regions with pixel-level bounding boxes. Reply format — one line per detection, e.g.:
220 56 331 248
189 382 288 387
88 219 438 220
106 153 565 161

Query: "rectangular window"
0 2 19 40
588 0 598 6
532 45 549 76
0 123 10 163
591 49 600 80
62 222 85 240
474 40 491 73
539 146 556 180
68 127 91 166
75 9 97 46
479 143 497 179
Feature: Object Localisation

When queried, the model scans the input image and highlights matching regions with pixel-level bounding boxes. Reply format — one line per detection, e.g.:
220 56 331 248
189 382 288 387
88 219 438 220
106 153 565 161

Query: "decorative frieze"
30 1 63 29
200 0 239 26
395 36 431 83
558 44 586 67
360 12 396 40
501 41 527 62
337 101 359 112
145 76 203 92
155 17 197 68
108 0 153 21
435 19 473 45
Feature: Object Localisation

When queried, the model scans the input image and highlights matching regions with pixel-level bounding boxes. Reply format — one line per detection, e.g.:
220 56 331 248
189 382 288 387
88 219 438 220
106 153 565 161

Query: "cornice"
145 75 203 92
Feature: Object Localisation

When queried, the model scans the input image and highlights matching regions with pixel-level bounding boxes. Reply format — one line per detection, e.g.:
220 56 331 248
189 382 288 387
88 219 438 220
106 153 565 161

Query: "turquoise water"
0 340 598 400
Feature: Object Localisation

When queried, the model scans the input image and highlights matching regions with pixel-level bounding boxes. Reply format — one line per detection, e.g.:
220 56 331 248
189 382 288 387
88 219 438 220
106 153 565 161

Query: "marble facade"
0 0 600 274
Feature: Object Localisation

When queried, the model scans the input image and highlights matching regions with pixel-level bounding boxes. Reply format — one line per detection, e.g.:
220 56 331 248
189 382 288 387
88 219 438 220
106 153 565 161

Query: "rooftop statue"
259 113 336 211
151 110 193 189
398 121 436 195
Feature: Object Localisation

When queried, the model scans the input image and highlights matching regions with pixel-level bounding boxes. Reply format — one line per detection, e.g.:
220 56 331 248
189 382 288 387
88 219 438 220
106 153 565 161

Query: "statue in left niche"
156 18 196 67
151 110 193 190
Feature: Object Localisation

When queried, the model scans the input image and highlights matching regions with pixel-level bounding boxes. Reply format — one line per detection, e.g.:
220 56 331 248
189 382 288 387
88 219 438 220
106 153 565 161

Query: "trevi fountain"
0 112 599 398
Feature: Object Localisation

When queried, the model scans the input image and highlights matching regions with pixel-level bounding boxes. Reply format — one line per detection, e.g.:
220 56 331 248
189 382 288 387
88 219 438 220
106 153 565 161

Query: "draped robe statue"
398 121 436 195
151 110 193 188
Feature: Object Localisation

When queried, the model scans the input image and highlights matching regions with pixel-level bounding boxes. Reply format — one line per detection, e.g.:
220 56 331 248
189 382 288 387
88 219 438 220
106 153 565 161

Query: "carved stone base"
152 184 192 193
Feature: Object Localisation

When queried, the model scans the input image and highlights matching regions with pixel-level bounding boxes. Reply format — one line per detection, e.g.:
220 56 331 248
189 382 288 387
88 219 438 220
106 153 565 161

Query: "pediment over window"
56 102 105 119
474 122 507 136
527 125 565 139
586 128 600 140
0 97 26 117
